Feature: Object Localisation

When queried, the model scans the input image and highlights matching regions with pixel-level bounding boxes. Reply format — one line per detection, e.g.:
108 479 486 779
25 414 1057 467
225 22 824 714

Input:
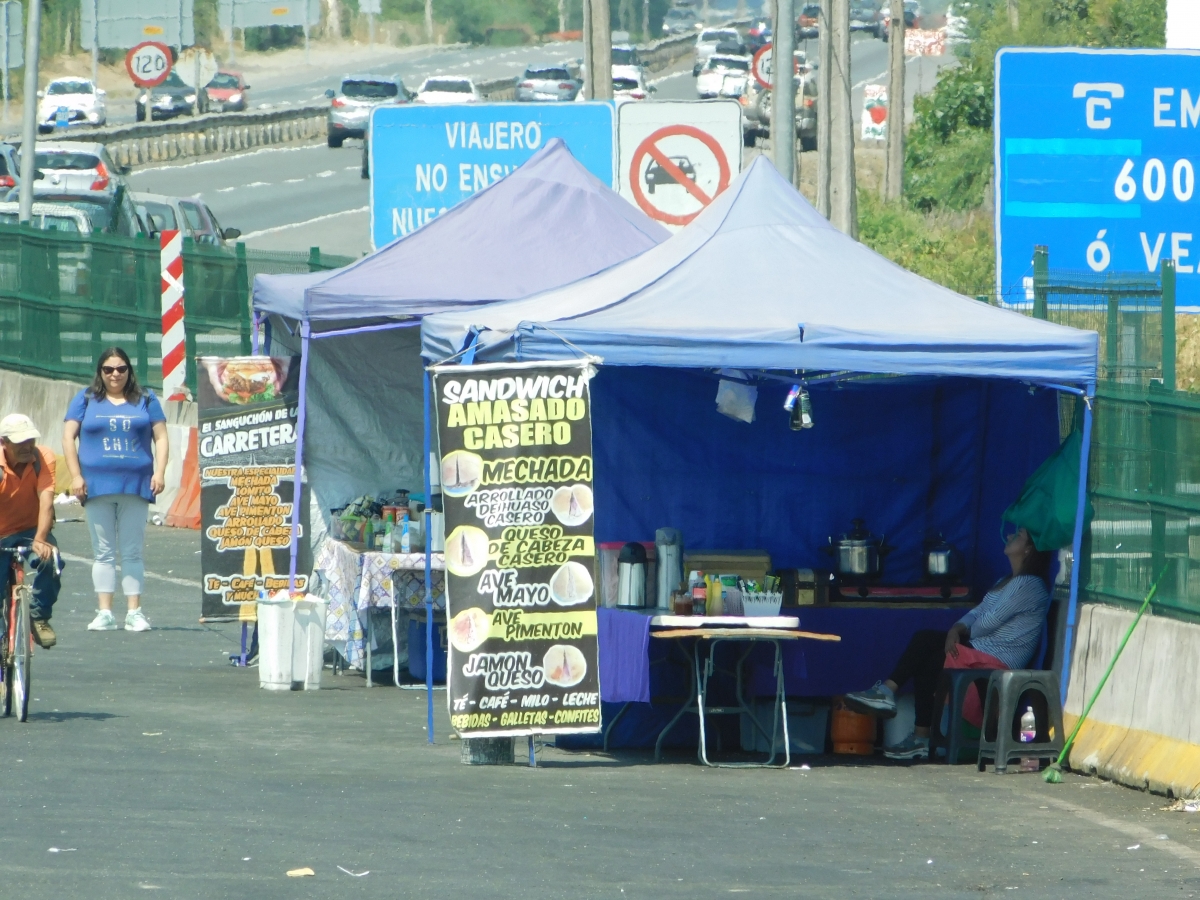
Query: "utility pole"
425 0 434 42
560 0 568 35
583 0 593 97
641 0 649 41
1007 0 1018 30
229 0 236 63
829 0 856 237
816 0 831 217
91 0 98 85
771 0 796 184
591 0 612 100
18 0 40 225
883 0 904 199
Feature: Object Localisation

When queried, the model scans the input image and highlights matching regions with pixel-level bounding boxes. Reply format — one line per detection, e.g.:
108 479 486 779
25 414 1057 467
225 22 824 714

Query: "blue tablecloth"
598 607 651 703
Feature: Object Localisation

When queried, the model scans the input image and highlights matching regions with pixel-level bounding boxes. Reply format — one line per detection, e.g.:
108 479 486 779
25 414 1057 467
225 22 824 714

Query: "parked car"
697 55 751 100
662 6 701 35
135 70 208 121
326 74 412 148
613 71 655 103
22 142 128 196
516 66 580 102
693 28 743 74
132 192 241 246
850 1 885 38
37 78 107 133
798 3 821 37
4 185 146 238
415 76 481 105
204 70 250 112
0 201 92 233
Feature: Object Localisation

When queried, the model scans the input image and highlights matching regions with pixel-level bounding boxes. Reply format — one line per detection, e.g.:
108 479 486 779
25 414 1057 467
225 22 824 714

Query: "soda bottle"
1019 706 1037 742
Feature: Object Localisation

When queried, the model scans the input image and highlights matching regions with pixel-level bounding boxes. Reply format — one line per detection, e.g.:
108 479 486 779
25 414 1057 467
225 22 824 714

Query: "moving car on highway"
4 185 145 238
132 192 241 246
693 28 743 74
326 74 412 148
798 4 821 37
611 45 643 69
23 143 128 196
744 66 818 151
204 71 250 112
0 143 19 193
613 71 654 103
850 1 885 38
415 76 482 105
663 6 701 35
882 0 921 36
516 66 580 102
0 202 92 233
696 55 751 100
37 78 107 133
135 70 207 121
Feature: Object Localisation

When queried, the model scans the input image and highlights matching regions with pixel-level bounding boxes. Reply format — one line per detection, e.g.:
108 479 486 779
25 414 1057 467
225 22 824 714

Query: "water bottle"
1019 706 1037 743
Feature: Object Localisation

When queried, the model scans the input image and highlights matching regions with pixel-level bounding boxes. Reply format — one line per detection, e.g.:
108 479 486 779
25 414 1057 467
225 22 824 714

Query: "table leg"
603 701 632 752
697 641 711 766
654 640 698 762
390 603 399 687
528 735 537 767
365 612 373 687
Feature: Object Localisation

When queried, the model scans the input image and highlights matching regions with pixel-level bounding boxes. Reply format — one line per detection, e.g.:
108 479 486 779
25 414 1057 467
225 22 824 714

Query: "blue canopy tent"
421 157 1101 721
249 139 668 734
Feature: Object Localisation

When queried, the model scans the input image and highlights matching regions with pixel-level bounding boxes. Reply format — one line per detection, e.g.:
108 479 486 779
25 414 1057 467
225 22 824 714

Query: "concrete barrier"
1065 602 1200 798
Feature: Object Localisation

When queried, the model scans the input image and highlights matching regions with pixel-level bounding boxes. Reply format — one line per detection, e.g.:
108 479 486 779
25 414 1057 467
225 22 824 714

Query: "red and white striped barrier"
160 229 187 401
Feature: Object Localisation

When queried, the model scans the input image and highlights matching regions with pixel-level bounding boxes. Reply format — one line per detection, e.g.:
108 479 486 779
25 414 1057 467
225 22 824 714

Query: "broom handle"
1055 566 1168 765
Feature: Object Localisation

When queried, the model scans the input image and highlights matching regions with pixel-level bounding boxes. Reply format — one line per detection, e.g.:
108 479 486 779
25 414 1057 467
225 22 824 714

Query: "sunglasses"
101 365 129 375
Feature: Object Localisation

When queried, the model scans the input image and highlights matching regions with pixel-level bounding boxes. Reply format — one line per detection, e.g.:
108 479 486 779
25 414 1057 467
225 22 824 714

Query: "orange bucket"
831 698 876 755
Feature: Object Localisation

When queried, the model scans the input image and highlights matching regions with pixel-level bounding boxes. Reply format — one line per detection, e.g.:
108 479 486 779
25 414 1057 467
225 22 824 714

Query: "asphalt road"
3 520 1199 898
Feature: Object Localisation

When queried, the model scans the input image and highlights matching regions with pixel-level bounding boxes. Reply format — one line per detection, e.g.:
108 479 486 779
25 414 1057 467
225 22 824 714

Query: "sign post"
0 1 23 124
433 361 601 741
368 103 615 250
996 48 1200 310
159 229 187 401
617 99 742 229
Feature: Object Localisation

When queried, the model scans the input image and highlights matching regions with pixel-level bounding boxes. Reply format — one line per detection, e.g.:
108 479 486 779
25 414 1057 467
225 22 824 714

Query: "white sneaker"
87 609 117 631
124 609 152 632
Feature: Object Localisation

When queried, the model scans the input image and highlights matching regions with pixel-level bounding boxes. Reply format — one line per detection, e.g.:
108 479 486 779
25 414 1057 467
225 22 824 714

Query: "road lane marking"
58 551 200 588
240 205 369 239
216 181 270 192
127 143 327 176
1043 796 1200 867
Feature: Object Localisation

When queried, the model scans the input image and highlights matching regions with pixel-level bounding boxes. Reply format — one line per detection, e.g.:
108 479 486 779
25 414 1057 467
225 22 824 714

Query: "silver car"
516 66 581 102
326 74 412 148
132 192 242 246
22 141 129 196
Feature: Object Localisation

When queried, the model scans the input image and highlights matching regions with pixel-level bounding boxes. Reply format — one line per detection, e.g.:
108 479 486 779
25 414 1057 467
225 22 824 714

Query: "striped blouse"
957 574 1051 670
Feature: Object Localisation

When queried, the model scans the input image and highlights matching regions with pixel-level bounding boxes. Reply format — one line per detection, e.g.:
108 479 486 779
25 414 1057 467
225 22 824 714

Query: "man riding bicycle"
0 414 60 648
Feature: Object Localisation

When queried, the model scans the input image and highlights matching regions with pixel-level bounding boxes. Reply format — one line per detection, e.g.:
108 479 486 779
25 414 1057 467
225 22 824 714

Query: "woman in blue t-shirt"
63 348 169 633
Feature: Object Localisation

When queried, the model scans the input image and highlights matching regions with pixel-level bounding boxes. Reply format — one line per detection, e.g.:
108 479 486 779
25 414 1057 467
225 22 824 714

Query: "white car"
37 78 106 133
415 76 481 104
694 28 743 71
22 141 127 195
613 71 655 104
696 55 751 99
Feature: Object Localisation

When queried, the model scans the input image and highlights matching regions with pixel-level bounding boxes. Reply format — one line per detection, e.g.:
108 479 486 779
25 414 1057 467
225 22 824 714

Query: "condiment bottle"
707 574 724 616
691 583 706 616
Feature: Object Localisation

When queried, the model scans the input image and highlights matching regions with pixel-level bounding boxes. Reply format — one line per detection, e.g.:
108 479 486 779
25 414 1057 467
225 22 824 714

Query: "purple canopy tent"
249 139 668 741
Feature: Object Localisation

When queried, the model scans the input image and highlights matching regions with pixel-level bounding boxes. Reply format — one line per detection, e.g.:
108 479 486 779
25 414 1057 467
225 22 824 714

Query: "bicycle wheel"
12 585 31 722
0 593 10 718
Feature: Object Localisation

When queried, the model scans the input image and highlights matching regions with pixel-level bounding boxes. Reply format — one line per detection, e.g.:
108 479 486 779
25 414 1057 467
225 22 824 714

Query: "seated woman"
844 527 1052 761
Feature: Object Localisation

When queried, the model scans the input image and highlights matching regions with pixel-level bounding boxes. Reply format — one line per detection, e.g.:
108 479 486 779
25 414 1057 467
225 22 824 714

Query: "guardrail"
29 26 724 167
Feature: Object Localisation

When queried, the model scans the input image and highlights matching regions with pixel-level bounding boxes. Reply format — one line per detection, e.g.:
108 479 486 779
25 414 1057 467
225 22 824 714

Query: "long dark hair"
90 347 143 403
1021 546 1054 585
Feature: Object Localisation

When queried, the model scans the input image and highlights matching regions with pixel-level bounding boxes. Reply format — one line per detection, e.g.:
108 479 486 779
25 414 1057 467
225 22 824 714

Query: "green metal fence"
0 225 353 395
1021 247 1199 619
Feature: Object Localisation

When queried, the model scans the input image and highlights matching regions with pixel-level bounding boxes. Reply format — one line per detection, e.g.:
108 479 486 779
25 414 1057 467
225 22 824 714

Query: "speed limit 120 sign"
126 42 173 89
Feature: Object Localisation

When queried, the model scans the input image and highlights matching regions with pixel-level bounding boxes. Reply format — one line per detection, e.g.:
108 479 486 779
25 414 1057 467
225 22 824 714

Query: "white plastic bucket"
257 593 328 691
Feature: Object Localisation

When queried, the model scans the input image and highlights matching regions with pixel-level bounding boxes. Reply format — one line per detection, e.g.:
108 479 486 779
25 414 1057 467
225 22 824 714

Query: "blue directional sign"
369 103 615 250
997 48 1200 310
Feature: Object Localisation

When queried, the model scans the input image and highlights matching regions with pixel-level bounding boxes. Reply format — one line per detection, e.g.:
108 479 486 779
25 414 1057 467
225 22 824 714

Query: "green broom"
1044 567 1168 784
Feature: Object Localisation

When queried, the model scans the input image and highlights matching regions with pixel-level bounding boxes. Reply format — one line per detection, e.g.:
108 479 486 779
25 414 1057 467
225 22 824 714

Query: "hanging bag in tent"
1002 429 1093 551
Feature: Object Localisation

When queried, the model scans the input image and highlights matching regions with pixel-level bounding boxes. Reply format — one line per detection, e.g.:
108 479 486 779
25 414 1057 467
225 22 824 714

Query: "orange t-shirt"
0 445 55 537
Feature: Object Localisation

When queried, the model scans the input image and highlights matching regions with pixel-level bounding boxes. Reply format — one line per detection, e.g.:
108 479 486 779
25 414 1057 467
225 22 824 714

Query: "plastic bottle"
400 519 411 554
707 574 724 616
1020 706 1036 742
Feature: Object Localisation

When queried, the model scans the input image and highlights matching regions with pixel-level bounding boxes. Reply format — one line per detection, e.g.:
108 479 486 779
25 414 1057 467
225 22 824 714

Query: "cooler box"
740 699 829 755
408 617 448 683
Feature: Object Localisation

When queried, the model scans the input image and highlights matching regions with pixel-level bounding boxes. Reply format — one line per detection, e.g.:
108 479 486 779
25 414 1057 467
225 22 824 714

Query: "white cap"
0 413 40 443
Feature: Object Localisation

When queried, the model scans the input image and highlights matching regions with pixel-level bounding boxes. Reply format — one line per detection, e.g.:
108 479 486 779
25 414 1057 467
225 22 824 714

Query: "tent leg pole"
252 312 261 355
288 321 311 591
1059 383 1095 706
424 368 435 744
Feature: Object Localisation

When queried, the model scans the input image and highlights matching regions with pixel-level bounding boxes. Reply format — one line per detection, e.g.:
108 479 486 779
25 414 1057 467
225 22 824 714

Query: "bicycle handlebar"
9 545 63 576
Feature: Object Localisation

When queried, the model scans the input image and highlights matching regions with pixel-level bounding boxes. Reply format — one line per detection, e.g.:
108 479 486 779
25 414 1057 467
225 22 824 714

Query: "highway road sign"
126 41 173 88
618 100 741 228
751 43 800 91
368 103 615 250
0 1 22 70
83 0 195 50
218 0 320 30
996 48 1200 311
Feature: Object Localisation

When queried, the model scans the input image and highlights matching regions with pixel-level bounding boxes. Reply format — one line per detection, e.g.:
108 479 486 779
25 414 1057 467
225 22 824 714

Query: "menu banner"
198 356 310 621
433 361 600 738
